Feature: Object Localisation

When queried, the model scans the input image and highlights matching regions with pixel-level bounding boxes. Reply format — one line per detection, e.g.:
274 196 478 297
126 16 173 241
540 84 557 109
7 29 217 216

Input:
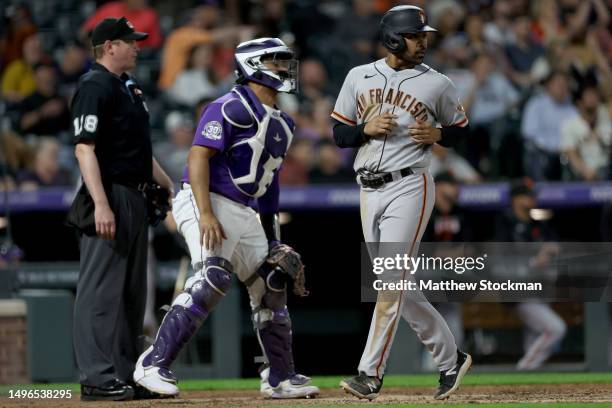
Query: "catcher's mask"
234 37 299 94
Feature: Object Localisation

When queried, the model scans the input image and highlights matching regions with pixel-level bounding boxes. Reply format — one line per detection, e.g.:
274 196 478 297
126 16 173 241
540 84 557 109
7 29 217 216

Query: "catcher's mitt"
267 243 309 296
146 184 171 227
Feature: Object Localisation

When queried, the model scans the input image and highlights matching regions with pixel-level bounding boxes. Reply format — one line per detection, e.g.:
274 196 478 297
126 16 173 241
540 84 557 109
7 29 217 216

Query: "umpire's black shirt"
71 63 152 184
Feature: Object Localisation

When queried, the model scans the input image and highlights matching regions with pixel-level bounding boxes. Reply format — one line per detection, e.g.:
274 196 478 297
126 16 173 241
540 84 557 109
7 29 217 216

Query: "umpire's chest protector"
223 87 294 198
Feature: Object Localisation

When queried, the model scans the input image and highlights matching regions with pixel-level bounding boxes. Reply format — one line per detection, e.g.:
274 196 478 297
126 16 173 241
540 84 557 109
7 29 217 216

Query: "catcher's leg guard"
134 257 233 395
254 303 293 387
253 301 319 398
253 263 292 385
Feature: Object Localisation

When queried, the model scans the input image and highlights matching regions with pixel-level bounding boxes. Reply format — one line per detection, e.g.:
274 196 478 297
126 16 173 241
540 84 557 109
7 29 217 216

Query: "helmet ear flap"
383 31 406 53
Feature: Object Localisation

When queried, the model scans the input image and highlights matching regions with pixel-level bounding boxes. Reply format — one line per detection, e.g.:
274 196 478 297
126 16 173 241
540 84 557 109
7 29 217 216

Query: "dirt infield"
3 383 612 407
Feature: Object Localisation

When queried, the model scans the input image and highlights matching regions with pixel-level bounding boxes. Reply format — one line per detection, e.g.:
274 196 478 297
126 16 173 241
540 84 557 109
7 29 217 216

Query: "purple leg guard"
253 284 296 388
144 257 233 374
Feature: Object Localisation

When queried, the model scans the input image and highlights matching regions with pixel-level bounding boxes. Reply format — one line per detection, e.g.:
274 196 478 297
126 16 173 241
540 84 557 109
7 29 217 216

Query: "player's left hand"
409 119 441 145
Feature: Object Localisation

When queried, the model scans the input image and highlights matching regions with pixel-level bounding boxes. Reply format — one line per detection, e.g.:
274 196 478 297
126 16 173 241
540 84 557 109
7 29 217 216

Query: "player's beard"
403 53 424 67
413 48 426 63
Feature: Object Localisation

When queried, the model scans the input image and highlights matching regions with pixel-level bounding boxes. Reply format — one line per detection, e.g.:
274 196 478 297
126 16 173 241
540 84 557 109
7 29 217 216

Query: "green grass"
2 372 612 395
178 372 612 390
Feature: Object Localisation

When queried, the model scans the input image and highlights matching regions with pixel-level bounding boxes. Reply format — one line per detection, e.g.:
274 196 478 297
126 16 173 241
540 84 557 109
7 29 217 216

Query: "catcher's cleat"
434 349 472 400
260 365 319 399
133 346 179 397
340 372 382 400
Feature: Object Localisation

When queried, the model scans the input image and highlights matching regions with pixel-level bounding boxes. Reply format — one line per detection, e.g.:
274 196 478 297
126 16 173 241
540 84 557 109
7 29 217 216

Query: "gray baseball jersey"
332 58 470 379
331 59 468 173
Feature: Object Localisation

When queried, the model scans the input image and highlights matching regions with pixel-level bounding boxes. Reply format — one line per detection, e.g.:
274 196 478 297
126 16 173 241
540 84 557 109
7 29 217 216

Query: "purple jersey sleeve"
192 102 231 152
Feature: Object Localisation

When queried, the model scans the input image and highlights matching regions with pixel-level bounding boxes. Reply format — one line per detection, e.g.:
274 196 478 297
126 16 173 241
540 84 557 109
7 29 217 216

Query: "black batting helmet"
380 5 437 53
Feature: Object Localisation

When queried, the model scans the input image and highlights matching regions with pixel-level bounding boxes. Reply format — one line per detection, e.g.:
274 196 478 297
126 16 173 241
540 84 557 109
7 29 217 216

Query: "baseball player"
133 37 319 399
331 6 472 400
496 182 567 370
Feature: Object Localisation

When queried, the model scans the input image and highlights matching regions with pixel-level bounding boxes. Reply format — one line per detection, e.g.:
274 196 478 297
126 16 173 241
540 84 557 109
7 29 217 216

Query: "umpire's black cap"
91 17 148 46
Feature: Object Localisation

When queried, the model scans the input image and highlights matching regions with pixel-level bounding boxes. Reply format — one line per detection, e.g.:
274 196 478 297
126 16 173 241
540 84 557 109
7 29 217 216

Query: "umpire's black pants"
74 184 148 386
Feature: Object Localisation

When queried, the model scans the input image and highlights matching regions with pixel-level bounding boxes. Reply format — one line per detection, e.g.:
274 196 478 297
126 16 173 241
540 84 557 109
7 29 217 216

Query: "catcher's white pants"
358 171 458 378
172 185 268 309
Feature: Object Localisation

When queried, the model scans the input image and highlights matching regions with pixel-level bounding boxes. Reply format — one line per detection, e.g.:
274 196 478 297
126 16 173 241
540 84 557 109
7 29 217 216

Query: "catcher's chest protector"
225 92 293 198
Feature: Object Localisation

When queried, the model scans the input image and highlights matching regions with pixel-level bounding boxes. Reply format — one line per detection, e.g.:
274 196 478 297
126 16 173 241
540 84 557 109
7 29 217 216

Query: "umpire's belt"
115 180 149 192
357 166 414 189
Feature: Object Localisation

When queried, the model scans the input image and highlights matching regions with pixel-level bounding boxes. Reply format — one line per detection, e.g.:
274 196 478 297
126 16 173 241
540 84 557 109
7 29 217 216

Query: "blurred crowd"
0 0 611 192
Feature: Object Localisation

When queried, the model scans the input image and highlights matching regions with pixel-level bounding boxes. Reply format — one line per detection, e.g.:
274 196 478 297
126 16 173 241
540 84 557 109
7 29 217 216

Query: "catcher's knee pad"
252 306 291 330
186 257 233 311
257 262 287 292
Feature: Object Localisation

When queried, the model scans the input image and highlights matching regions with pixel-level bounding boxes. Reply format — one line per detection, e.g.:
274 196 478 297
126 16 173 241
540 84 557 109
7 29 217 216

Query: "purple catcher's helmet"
234 37 298 93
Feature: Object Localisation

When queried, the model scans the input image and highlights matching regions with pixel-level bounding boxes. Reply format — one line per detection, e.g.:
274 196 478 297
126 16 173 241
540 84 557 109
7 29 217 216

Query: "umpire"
70 17 173 401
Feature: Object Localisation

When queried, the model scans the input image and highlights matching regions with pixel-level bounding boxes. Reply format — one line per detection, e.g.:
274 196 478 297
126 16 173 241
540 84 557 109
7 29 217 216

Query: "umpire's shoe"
81 379 134 401
340 372 382 400
434 349 472 400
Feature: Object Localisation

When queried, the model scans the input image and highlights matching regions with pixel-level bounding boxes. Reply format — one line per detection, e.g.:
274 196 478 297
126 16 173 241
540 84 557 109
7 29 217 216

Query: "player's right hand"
199 212 227 251
94 204 116 240
364 112 398 138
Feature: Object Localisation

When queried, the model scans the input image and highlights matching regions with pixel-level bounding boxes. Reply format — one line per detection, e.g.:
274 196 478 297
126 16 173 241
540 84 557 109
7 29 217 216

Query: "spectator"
250 0 290 39
298 58 334 104
56 43 90 100
16 64 70 137
561 86 611 181
0 2 37 71
310 97 335 140
566 28 611 90
79 0 163 50
0 130 32 177
328 0 381 74
308 139 354 184
454 52 520 176
483 0 514 47
521 71 576 180
531 0 564 45
16 137 73 189
463 14 491 57
153 111 195 182
562 0 610 47
428 0 465 39
165 44 228 107
505 16 546 88
530 38 573 83
1 34 45 104
158 5 252 90
430 144 482 184
279 137 313 185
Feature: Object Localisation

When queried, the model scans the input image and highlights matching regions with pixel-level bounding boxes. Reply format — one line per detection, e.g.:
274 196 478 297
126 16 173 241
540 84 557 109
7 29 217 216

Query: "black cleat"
434 349 472 400
131 383 173 400
81 379 134 401
340 372 382 400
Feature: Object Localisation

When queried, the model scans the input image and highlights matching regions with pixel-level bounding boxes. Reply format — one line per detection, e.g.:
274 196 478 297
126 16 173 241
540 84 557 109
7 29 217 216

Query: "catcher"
133 37 319 399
